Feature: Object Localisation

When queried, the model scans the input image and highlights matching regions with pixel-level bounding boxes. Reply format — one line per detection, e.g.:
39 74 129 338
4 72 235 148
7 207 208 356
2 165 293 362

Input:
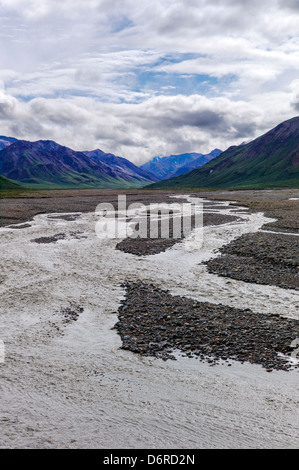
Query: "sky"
0 0 298 165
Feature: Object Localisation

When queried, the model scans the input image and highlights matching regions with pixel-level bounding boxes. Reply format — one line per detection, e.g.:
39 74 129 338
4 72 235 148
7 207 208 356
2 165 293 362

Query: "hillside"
84 149 159 183
148 117 299 189
0 174 23 190
0 140 157 189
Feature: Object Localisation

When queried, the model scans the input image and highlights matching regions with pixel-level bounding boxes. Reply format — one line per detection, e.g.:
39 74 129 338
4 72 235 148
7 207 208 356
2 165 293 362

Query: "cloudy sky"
0 0 298 164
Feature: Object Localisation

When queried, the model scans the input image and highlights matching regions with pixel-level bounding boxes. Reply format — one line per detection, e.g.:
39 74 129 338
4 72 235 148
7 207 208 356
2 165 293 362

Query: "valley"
0 188 298 448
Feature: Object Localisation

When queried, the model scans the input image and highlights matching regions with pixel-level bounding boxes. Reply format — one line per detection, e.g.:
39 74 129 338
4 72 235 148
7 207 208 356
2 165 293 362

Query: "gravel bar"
116 211 241 256
206 231 299 291
114 282 299 371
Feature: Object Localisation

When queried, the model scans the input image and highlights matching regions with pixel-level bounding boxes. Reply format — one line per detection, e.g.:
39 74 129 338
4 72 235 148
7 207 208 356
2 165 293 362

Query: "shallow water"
0 195 298 449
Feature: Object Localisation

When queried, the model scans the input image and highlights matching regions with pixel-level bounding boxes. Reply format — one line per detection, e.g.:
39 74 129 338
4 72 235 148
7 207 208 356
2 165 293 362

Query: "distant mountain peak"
0 135 19 151
148 116 299 190
83 148 159 182
140 150 222 180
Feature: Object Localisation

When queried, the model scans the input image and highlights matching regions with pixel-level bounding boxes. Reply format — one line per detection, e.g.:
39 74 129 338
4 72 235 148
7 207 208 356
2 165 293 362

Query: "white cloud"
1 89 290 164
0 0 297 163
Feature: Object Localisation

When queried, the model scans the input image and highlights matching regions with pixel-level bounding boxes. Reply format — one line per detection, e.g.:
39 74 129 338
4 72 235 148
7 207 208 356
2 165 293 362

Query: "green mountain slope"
148 116 299 189
0 139 156 189
0 174 23 190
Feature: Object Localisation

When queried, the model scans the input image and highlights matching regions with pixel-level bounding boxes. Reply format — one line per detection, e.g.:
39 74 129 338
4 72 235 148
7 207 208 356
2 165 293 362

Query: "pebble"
114 281 299 371
206 232 299 290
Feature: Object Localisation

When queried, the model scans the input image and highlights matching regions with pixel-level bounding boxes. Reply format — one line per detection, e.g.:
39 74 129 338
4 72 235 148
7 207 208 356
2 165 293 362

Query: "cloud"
279 0 299 11
292 100 299 112
0 0 298 164
0 90 272 164
290 79 299 112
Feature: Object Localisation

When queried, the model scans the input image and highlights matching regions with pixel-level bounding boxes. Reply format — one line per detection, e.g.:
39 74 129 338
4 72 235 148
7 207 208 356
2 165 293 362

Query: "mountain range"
83 149 159 183
0 135 219 189
139 149 222 180
148 116 299 189
0 116 298 191
0 139 159 189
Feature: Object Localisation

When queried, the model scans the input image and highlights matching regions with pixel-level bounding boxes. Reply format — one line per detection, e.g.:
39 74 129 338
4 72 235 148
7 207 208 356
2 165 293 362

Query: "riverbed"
0 194 298 448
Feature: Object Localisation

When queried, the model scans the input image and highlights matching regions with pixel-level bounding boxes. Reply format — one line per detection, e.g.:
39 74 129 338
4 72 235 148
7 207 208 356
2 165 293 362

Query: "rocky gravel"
114 282 299 371
0 189 188 227
2 188 298 372
30 230 87 244
48 303 84 336
116 210 241 256
205 231 299 291
192 189 299 233
31 232 67 244
60 302 83 324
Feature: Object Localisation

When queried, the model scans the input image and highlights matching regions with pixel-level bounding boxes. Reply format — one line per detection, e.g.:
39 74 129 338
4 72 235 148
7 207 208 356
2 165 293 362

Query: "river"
0 195 298 448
